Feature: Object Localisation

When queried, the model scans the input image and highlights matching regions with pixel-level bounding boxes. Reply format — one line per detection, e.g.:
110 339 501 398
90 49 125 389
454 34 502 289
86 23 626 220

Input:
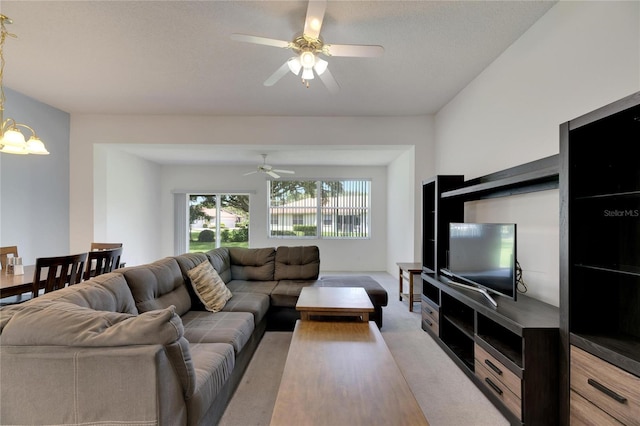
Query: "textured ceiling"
1 0 556 165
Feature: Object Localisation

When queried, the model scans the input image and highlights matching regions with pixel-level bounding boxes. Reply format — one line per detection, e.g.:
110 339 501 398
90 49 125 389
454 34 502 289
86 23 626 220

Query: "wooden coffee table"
270 320 429 425
296 287 374 322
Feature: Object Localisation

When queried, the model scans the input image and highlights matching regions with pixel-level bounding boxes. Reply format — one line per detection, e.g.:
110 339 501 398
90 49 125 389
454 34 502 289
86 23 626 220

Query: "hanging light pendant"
0 15 49 155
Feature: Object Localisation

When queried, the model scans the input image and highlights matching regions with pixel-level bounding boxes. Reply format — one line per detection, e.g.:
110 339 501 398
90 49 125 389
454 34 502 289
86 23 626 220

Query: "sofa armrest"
0 344 187 425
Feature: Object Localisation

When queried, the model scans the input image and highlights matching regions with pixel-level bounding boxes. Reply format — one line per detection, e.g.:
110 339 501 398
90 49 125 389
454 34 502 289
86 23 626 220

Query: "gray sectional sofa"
0 245 388 426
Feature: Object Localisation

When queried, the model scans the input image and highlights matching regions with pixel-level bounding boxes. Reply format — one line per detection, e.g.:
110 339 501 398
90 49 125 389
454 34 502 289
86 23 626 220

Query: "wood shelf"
423 272 559 425
441 155 559 201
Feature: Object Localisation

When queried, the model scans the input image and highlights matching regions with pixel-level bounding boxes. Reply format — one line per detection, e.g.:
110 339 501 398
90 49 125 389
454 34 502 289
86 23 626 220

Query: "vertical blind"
269 179 371 239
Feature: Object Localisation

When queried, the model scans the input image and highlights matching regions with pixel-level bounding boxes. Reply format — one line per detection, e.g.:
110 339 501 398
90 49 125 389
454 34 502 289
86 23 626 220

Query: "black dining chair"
84 247 123 280
32 253 88 298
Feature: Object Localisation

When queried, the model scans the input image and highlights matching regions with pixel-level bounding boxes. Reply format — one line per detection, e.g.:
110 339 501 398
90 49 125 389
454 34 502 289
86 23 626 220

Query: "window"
269 179 370 239
292 214 304 225
188 194 250 252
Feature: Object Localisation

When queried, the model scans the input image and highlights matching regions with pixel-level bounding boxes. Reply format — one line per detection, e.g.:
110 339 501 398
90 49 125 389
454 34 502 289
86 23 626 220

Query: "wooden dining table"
1 260 121 301
0 265 37 298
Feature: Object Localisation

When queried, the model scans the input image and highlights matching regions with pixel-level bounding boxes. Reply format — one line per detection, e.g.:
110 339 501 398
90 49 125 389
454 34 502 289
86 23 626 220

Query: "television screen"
447 223 517 301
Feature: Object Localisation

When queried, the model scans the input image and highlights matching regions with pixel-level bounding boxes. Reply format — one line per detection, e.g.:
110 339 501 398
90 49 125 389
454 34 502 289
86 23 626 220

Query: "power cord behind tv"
516 260 528 294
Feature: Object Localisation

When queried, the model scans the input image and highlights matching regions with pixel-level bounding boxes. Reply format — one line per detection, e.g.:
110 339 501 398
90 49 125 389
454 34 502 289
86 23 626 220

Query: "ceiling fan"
231 0 384 93
243 154 295 179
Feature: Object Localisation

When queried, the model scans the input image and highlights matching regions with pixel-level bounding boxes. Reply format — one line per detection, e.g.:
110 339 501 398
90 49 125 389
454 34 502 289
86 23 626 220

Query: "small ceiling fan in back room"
231 0 384 93
243 154 295 179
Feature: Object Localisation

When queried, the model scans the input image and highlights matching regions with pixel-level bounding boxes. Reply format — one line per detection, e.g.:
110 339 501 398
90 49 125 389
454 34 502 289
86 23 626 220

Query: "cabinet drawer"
475 343 521 399
476 361 521 420
571 346 640 425
421 301 439 336
570 390 622 425
421 300 439 322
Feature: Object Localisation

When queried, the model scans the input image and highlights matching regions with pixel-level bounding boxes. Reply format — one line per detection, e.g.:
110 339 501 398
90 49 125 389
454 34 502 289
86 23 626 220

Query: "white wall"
95 147 163 265
434 1 640 306
71 116 429 270
0 88 70 265
387 147 416 272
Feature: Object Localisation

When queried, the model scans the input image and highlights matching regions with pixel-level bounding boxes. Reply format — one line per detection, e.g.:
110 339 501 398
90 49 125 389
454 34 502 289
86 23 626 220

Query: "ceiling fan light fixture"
287 57 302 75
301 67 315 80
314 57 328 75
300 50 316 68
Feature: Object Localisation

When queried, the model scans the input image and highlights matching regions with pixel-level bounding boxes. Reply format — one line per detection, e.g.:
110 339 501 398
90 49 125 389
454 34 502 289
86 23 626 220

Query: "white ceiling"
1 0 556 166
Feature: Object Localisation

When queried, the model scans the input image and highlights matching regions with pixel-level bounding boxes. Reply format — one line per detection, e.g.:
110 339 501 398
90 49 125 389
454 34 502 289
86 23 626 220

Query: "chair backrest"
84 247 123 280
0 246 19 270
90 242 123 251
32 253 88 297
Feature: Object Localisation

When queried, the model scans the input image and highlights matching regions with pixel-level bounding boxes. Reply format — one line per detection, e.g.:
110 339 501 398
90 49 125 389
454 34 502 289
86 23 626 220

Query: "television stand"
443 277 498 308
421 272 559 425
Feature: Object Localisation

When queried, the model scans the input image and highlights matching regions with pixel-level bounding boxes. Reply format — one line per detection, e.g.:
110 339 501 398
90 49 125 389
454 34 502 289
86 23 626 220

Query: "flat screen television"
442 222 517 307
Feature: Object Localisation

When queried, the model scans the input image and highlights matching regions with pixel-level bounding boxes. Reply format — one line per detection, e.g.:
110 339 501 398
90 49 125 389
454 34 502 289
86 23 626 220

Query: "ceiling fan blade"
318 68 340 94
264 61 292 87
273 169 295 174
267 171 281 179
243 170 258 176
303 0 327 41
324 43 384 58
231 33 292 49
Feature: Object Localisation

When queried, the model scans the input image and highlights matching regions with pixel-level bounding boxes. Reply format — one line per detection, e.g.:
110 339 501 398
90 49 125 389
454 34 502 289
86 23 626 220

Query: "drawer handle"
424 318 433 327
425 308 433 315
485 377 503 396
484 359 503 375
587 378 628 404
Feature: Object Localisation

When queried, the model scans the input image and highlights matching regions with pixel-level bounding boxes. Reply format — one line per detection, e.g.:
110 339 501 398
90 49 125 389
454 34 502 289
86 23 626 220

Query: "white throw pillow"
187 261 233 312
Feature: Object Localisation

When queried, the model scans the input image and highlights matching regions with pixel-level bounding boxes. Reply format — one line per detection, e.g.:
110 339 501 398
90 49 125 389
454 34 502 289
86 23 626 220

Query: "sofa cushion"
121 257 192 315
187 261 233 313
0 302 183 347
274 245 320 280
271 279 322 308
181 311 254 354
206 247 232 284
174 252 209 272
229 247 276 281
225 279 279 295
221 292 270 325
25 272 138 315
186 342 235 426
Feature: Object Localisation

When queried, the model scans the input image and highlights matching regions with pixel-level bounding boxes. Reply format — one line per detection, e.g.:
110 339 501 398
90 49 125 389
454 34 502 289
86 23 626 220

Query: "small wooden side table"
397 262 422 312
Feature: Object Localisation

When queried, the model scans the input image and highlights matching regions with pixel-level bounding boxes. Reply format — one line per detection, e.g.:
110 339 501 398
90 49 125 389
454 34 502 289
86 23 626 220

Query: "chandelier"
0 15 49 155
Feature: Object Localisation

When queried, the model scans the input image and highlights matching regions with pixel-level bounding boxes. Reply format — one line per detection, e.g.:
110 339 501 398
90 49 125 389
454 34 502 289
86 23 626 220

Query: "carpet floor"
218 271 509 426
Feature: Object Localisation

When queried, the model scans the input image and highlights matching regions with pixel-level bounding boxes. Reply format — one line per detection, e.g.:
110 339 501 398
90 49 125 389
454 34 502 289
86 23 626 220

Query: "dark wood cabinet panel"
420 160 562 425
560 91 640 425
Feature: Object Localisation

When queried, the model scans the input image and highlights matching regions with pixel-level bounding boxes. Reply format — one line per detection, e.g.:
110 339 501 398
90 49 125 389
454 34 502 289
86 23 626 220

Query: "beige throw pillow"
187 261 232 312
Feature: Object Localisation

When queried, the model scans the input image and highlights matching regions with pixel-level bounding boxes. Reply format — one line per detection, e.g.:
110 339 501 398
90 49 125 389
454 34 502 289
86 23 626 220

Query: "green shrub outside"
271 230 296 236
220 227 248 243
197 229 215 242
293 225 317 236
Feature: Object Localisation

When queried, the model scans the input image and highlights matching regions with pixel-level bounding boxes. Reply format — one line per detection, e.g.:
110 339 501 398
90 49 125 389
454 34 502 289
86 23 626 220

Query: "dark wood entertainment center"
421 91 640 426
560 91 640 425
421 157 561 425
